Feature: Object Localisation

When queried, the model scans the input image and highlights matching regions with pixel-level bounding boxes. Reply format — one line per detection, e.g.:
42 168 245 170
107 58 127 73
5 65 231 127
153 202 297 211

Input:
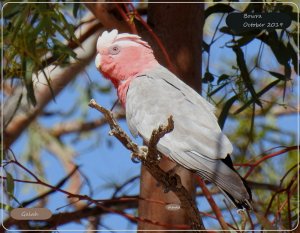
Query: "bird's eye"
109 45 120 55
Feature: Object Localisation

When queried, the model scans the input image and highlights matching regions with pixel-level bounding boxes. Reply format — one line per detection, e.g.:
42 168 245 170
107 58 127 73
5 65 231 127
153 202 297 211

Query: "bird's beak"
95 53 102 71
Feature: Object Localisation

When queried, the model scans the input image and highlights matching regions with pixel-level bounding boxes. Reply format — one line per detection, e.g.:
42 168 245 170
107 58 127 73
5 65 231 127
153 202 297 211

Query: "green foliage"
2 2 80 105
202 71 215 83
0 202 13 212
5 171 15 198
204 2 298 123
218 95 238 129
204 2 298 229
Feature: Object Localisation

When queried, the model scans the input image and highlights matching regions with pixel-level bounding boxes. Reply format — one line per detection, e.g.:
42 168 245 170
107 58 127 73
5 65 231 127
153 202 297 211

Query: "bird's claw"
108 129 117 136
131 146 148 163
237 208 246 215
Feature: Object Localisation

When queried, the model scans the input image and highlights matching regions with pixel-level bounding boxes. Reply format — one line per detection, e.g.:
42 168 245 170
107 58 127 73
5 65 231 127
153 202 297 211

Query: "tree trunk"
138 3 204 231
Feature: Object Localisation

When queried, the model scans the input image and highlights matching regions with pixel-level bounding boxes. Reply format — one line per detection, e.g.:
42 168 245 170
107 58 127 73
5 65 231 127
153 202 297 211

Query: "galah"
95 29 252 210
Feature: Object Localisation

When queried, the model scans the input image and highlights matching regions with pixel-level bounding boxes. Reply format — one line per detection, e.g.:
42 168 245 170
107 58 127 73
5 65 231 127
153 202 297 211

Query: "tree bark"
137 3 204 231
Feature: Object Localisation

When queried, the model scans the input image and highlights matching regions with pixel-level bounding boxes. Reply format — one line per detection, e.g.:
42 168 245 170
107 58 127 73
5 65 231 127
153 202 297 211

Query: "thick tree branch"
48 110 125 137
83 1 129 32
88 99 205 230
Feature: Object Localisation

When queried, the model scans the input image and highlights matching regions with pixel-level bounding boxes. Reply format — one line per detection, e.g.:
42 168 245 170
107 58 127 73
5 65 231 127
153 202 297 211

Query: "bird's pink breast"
117 60 159 106
101 45 159 107
117 77 135 107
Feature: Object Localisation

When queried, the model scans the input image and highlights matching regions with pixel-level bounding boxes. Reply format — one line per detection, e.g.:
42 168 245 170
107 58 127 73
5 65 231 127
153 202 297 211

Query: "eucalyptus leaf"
202 41 210 53
2 3 24 19
217 74 230 85
73 3 80 18
24 59 36 106
233 45 262 107
5 172 15 198
258 31 290 66
219 26 235 35
205 4 235 19
235 35 256 47
0 202 13 212
268 71 286 80
234 79 281 114
218 95 238 129
203 72 214 83
287 42 298 74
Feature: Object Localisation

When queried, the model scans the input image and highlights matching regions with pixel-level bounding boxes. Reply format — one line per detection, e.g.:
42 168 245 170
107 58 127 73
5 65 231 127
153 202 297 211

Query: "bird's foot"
237 208 246 215
131 146 148 163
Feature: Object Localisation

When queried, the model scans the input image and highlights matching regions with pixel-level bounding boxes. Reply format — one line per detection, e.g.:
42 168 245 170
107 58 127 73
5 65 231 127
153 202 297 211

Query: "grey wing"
125 66 251 203
126 65 233 160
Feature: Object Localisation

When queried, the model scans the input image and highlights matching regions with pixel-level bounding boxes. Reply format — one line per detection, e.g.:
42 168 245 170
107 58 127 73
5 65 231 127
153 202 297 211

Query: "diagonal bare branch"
83 1 129 32
88 99 205 230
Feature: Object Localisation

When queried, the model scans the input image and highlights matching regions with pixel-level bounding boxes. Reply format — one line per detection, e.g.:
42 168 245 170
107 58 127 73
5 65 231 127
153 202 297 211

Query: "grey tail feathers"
221 188 252 210
221 154 252 210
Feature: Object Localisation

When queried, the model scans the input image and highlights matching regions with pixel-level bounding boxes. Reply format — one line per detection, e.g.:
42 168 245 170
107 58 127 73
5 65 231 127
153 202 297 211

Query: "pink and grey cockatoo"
95 29 252 210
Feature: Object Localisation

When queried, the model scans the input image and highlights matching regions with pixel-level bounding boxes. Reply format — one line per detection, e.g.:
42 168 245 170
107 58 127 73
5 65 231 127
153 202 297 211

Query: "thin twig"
234 145 298 179
114 3 138 34
18 165 80 208
197 177 229 230
88 99 139 153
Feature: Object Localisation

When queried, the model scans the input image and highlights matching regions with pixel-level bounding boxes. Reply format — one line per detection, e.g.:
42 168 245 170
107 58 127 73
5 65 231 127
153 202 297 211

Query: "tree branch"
18 165 80 208
2 159 189 231
88 99 205 230
83 1 129 32
235 145 299 179
48 110 125 137
196 177 229 230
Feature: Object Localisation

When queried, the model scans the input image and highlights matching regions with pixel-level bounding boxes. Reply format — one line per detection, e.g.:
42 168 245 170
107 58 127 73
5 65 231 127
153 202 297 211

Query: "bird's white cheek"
95 53 102 70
